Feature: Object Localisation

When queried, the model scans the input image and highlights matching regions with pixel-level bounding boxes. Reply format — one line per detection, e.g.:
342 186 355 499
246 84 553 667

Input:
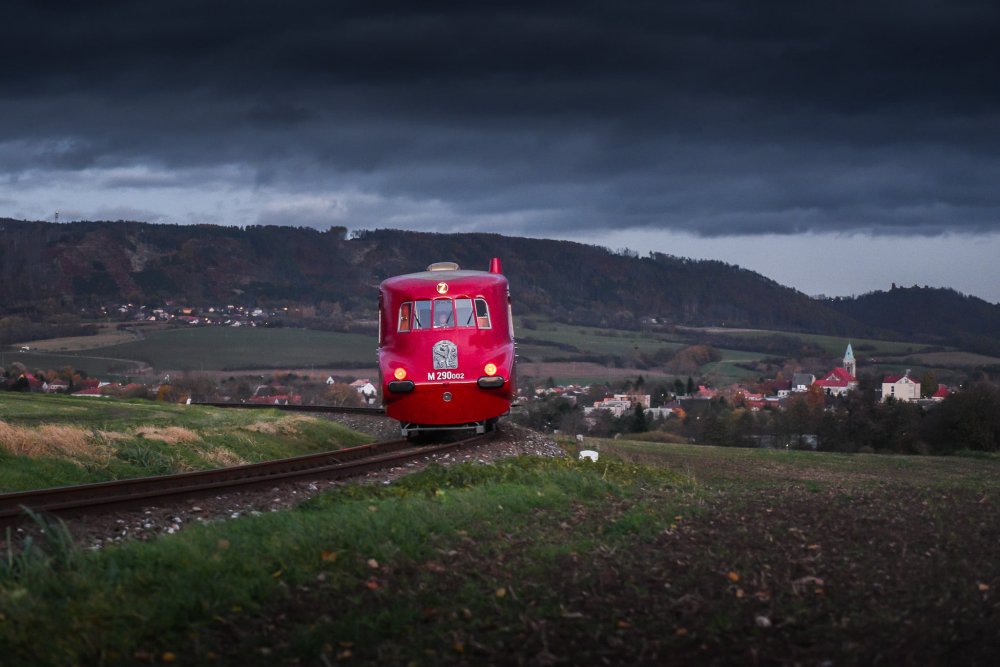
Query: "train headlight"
484 363 497 376
394 368 407 380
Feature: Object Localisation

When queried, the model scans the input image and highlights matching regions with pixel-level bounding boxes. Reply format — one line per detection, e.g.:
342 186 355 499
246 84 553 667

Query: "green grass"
10 326 378 375
516 318 683 360
0 392 371 492
692 328 932 357
0 457 686 665
1 444 997 664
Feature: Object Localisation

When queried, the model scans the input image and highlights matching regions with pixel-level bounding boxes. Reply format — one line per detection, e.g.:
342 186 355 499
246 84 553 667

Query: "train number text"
428 371 465 381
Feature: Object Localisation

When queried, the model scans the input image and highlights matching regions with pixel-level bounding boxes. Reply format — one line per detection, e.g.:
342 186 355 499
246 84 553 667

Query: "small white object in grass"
579 450 599 462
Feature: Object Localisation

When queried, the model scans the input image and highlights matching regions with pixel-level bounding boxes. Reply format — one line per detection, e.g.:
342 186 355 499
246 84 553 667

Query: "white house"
882 371 921 403
350 379 377 404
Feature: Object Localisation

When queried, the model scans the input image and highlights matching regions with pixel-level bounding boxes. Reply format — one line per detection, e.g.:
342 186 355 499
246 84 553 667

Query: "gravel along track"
6 420 561 552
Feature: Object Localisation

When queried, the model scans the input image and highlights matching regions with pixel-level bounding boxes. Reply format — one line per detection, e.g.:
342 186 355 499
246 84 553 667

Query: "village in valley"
512 340 986 455
1 295 993 455
575 343 947 421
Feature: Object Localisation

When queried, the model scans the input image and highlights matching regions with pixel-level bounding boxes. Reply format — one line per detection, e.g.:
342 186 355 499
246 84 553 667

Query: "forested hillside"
4 219 999 352
0 219 866 334
826 286 1000 356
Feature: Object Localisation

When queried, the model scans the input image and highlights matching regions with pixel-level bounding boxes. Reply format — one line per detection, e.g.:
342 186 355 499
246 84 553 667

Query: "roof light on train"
394 368 407 380
484 363 497 376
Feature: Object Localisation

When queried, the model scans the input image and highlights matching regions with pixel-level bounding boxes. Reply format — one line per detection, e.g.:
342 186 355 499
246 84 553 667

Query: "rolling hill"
2 219 999 355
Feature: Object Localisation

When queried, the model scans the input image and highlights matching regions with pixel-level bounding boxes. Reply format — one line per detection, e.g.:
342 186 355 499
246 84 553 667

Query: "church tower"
843 343 856 378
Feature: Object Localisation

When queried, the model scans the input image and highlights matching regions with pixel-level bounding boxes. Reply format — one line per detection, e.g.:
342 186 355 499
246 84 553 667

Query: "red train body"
378 258 516 436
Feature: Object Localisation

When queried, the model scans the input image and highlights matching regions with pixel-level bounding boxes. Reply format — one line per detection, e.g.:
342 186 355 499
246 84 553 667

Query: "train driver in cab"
434 301 454 328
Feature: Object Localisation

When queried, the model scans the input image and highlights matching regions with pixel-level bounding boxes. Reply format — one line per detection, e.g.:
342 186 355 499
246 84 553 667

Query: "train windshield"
454 298 475 327
433 299 454 328
398 298 488 331
411 300 432 330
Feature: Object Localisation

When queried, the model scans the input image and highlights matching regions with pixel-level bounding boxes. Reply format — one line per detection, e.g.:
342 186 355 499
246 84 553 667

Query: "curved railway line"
0 429 491 530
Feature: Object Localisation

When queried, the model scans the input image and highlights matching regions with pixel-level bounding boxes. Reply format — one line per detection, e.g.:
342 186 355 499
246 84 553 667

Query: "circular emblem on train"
436 281 449 294
432 339 459 370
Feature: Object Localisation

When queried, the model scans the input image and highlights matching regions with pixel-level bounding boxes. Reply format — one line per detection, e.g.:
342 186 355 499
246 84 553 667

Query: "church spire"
843 342 856 378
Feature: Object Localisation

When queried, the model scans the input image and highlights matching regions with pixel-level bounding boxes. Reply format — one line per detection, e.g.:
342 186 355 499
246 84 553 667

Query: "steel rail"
0 434 488 528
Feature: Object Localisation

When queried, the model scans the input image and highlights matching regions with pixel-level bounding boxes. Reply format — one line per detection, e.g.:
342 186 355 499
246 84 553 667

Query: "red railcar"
378 258 516 436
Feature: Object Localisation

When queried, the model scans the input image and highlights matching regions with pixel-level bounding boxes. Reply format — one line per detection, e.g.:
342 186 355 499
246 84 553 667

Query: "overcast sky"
3 1 1000 301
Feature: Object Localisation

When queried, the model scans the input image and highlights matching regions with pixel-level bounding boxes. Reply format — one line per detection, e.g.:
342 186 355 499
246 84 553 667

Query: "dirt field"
171 442 1000 665
14 323 161 352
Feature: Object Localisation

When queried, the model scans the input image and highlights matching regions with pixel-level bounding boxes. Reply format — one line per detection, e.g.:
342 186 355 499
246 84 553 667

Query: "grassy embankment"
1 429 997 665
0 393 370 492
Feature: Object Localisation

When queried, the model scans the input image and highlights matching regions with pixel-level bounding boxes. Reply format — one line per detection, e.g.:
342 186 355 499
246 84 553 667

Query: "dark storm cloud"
3 0 1000 235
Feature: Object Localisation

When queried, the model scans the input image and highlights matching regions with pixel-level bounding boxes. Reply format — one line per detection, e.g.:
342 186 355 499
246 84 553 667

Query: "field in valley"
8 326 378 378
7 319 1000 387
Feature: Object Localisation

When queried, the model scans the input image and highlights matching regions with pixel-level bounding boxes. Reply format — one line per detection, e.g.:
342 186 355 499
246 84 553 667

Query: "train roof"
380 264 508 292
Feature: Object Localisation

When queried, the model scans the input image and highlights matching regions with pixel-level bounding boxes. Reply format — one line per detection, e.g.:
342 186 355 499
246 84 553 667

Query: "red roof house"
813 367 857 396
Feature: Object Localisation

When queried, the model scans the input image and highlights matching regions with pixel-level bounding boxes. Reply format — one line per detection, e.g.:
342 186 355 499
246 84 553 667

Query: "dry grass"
0 420 110 463
96 430 131 442
200 448 248 467
243 421 280 435
242 415 317 436
133 426 201 444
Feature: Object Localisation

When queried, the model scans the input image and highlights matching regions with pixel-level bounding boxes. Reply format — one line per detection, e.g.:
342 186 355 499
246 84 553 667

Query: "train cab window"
474 298 491 329
412 300 432 330
433 299 454 328
397 302 412 333
454 298 475 328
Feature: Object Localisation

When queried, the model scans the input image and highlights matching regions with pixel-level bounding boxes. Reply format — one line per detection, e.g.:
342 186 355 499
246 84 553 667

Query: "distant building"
585 395 633 418
814 368 857 396
813 344 858 396
791 373 815 392
42 380 69 393
882 371 920 403
843 342 856 378
931 385 951 401
351 379 377 404
583 393 651 419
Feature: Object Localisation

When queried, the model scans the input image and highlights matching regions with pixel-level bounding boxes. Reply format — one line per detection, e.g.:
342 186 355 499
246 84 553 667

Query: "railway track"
0 433 490 529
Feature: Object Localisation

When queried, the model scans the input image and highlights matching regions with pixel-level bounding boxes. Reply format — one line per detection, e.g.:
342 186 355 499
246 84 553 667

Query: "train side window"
412 300 431 330
508 299 515 338
475 298 491 329
454 298 475 328
433 299 454 328
397 302 412 333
